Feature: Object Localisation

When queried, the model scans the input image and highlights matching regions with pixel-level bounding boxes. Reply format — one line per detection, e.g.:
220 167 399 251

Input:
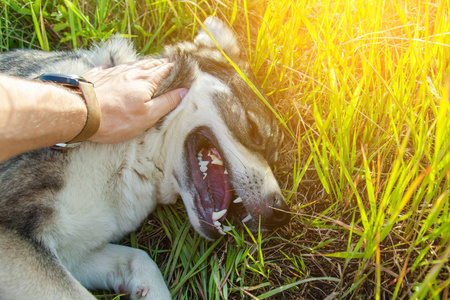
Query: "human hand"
81 58 187 143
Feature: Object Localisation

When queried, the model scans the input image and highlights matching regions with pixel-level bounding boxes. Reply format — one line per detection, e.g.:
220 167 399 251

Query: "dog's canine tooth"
224 169 228 175
233 197 242 203
209 154 223 165
218 228 226 235
212 209 227 221
242 214 252 223
203 173 207 179
213 220 221 227
211 159 223 165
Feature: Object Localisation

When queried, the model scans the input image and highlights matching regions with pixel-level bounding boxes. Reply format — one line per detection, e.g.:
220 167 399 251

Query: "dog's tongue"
198 147 231 213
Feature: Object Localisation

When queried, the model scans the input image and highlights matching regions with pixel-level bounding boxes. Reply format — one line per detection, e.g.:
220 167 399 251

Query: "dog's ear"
194 16 241 60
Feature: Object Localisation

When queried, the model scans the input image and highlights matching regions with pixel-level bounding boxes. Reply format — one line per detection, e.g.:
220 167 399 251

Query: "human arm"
0 59 187 162
0 75 86 160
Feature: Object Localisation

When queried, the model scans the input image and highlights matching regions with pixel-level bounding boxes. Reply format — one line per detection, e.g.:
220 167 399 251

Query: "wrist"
35 74 101 149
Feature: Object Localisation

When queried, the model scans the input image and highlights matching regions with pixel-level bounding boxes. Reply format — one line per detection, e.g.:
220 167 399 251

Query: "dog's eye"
248 118 263 146
272 151 279 163
266 126 282 164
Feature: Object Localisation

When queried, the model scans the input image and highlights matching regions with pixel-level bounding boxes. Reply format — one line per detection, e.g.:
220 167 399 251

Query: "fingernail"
179 88 189 99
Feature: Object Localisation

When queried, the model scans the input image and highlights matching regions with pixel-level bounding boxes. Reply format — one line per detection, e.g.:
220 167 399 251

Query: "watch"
35 73 101 150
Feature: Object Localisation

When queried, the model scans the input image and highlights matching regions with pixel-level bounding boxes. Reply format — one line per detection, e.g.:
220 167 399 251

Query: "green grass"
2 0 450 299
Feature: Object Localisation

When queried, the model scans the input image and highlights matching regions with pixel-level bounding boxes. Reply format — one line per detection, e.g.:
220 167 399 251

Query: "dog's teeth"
209 154 223 166
233 197 242 203
213 220 221 227
218 228 226 235
211 159 223 166
199 161 209 173
212 209 227 221
203 173 207 179
222 225 233 232
242 214 252 223
224 169 228 175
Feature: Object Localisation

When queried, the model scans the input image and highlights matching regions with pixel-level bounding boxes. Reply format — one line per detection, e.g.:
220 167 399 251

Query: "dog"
0 17 290 299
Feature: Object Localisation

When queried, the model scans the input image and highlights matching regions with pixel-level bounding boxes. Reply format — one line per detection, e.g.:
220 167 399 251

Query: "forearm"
0 74 87 161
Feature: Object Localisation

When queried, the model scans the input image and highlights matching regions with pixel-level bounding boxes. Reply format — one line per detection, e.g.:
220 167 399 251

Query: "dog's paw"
74 244 171 300
135 286 149 298
128 282 171 300
123 250 171 300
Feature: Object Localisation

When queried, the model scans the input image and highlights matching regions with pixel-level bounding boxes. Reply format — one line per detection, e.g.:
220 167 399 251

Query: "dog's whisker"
219 143 247 171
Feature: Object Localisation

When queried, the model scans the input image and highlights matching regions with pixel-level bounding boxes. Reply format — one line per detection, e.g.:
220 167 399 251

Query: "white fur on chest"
44 141 162 262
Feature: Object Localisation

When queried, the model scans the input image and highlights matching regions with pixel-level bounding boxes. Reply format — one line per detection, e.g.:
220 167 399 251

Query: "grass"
2 0 450 299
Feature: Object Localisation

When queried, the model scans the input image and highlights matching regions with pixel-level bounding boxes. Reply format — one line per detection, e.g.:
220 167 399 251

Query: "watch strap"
68 80 101 143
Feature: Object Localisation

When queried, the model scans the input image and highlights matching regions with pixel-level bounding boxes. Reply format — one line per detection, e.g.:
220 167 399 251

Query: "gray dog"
0 17 289 299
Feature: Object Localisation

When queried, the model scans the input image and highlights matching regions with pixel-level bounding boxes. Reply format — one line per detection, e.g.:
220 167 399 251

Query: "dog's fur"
0 17 289 299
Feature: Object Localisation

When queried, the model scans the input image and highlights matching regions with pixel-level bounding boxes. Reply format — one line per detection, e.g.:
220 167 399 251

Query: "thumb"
146 88 188 121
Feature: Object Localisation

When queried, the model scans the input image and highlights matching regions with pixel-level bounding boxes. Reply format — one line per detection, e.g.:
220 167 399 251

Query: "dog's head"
153 17 290 239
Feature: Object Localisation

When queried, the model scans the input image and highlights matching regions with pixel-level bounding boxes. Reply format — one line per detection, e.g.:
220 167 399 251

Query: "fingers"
146 88 188 124
83 58 171 82
141 61 174 82
116 58 170 74
133 58 170 69
81 64 110 82
144 63 175 96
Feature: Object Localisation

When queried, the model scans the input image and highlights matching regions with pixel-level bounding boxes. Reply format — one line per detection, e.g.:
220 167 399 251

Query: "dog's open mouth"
187 128 250 237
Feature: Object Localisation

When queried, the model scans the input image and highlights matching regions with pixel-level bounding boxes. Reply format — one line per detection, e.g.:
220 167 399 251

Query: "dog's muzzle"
186 127 290 239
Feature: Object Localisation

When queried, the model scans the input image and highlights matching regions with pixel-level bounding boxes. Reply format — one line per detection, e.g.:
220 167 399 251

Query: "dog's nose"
266 194 290 228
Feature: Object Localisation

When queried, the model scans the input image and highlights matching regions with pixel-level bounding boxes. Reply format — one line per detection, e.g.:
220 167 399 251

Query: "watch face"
36 73 86 87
